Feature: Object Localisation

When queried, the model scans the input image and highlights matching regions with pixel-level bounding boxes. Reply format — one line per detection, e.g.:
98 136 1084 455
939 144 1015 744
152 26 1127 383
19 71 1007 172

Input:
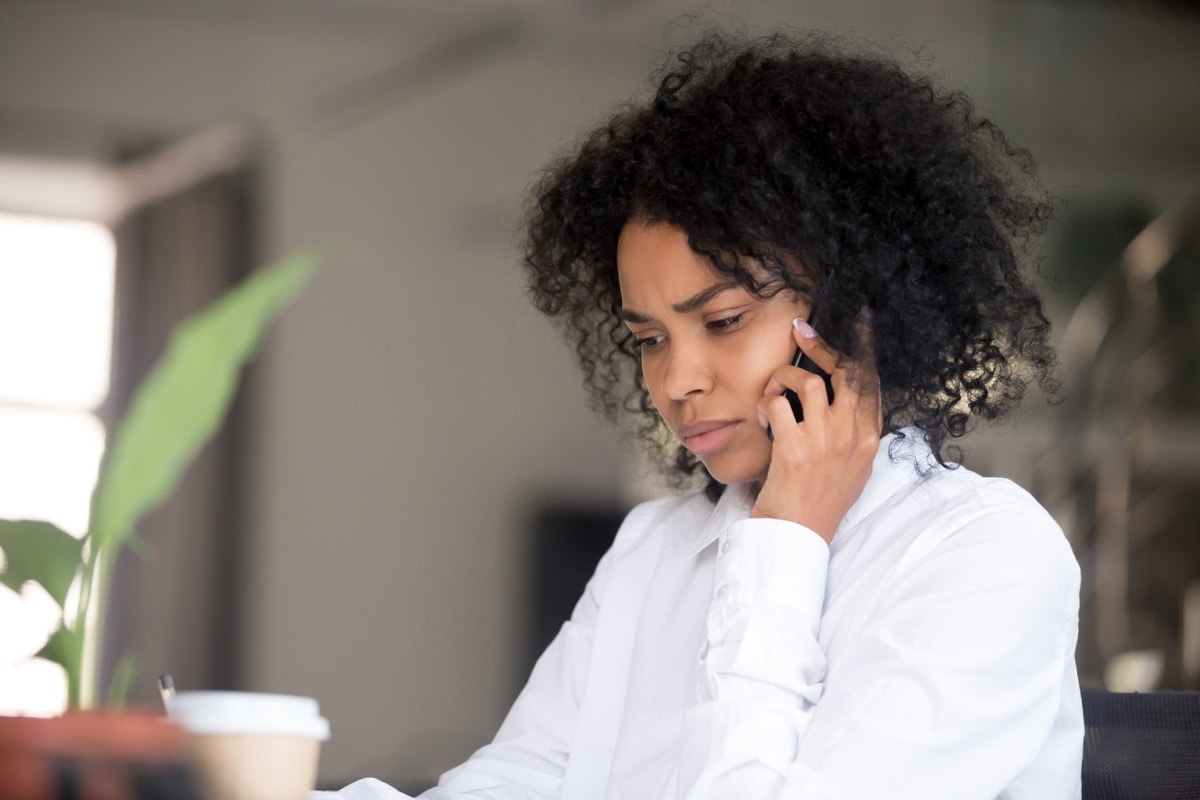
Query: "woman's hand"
750 315 882 543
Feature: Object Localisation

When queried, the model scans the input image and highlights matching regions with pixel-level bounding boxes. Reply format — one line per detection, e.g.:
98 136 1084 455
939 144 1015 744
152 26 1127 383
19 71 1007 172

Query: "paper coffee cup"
172 691 330 800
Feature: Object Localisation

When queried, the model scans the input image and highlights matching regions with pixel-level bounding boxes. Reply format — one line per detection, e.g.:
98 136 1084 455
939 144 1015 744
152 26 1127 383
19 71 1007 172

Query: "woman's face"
616 219 811 486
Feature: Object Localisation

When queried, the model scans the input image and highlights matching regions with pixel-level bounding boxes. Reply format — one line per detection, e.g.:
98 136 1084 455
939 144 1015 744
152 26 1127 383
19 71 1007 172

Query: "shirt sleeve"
677 504 1080 800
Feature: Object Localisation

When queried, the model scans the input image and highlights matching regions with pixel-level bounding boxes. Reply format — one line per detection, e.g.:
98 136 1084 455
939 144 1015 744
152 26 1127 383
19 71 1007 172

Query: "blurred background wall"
0 0 1198 790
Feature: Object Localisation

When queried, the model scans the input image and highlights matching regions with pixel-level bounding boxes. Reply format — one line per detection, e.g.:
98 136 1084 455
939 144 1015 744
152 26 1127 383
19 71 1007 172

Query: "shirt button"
719 539 733 556
716 584 730 600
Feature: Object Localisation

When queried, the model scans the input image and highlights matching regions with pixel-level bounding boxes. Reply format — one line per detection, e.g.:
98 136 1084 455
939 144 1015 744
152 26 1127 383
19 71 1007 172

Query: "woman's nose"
662 344 714 402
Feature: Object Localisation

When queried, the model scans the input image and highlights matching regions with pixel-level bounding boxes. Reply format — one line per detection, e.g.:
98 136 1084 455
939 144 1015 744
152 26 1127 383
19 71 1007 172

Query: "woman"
328 30 1081 799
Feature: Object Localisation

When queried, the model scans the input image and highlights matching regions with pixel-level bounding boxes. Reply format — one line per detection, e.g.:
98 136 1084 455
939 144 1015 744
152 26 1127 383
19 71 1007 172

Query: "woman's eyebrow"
620 281 742 324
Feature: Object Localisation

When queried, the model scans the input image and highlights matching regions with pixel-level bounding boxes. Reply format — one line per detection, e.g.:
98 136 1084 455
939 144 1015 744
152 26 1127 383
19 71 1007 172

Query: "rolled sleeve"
682 519 830 791
679 495 1081 800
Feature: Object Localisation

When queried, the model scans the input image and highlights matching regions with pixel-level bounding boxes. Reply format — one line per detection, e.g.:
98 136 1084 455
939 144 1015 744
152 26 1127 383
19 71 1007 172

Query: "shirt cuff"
697 517 830 707
714 517 829 626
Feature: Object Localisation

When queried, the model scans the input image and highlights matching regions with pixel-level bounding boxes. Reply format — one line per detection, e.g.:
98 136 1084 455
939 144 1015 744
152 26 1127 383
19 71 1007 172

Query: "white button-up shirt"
321 433 1083 799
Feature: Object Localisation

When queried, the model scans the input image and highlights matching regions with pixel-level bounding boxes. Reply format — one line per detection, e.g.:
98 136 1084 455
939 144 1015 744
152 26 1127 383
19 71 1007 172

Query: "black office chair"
1081 687 1200 800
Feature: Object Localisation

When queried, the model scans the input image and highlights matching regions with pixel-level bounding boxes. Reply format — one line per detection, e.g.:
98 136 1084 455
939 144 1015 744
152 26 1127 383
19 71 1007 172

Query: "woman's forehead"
617 223 810 306
616 222 725 292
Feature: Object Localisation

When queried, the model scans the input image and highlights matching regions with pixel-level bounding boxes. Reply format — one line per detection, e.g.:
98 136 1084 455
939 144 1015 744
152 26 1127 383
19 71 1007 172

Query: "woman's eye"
707 314 745 331
634 335 663 351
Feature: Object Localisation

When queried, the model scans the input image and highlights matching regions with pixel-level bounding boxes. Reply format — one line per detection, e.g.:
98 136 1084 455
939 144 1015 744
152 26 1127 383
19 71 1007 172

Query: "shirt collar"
684 480 756 559
684 430 935 558
835 430 936 538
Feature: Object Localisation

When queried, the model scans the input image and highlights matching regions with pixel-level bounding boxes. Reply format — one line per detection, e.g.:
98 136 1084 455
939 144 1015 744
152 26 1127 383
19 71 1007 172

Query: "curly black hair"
522 30 1057 497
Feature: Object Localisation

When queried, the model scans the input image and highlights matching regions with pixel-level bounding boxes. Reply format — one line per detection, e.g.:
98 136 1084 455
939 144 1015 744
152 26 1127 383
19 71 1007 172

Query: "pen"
158 673 177 717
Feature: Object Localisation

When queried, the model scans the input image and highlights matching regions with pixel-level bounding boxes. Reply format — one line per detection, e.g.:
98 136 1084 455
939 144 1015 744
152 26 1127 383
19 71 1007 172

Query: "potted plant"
0 251 316 711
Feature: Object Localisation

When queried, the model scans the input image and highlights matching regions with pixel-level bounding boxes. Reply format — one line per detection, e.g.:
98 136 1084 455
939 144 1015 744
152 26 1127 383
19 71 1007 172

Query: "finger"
829 355 873 411
762 373 787 399
759 393 811 453
821 310 879 407
791 317 842 374
855 308 877 371
844 310 877 384
791 368 834 424
762 360 818 398
759 370 835 443
852 312 883 432
764 363 835 417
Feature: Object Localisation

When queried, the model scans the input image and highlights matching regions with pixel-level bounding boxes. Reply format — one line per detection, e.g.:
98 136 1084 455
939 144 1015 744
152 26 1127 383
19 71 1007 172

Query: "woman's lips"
678 420 741 455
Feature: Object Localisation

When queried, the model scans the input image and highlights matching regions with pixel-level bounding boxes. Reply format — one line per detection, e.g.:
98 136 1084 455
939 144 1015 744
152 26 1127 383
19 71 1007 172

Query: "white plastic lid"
171 691 330 741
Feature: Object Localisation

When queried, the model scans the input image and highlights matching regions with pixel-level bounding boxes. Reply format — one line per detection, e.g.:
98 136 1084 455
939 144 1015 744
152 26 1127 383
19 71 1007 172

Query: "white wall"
1 0 1197 786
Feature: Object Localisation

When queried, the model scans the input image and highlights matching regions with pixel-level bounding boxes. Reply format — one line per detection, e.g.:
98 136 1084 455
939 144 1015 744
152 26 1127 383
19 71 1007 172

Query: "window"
0 211 115 715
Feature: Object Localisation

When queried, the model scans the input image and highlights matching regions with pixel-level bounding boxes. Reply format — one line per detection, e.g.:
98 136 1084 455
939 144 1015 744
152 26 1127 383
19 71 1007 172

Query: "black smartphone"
768 272 835 441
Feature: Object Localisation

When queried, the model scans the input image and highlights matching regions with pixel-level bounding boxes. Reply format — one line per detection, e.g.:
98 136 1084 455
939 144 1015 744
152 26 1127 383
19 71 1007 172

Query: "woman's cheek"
734 343 787 395
641 359 669 415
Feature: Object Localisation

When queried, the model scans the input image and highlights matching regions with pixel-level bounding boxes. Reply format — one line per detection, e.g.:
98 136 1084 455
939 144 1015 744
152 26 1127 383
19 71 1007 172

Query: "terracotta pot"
0 712 204 800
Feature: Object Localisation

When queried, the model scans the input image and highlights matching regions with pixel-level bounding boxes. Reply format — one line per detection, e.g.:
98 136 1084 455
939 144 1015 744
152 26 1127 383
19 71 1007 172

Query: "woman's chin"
699 452 769 488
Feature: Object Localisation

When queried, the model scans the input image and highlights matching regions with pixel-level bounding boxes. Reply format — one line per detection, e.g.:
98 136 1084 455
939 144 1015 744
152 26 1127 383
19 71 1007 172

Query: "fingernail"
793 317 816 338
757 408 769 429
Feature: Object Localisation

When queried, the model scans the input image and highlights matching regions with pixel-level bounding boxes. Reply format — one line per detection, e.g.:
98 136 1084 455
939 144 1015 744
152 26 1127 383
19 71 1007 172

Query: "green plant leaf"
90 252 317 547
35 623 82 673
0 519 83 607
105 651 139 709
